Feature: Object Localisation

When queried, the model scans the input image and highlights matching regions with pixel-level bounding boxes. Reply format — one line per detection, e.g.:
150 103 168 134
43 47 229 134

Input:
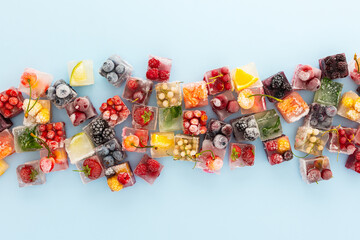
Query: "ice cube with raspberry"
327 126 356 155
146 55 172 82
46 79 78 109
319 53 349 80
75 155 104 184
83 117 115 147
122 77 153 105
291 64 322 91
19 68 52 98
345 147 360 174
134 154 164 185
230 115 260 142
304 103 336 130
96 138 127 169
182 109 207 135
299 156 332 184
203 66 232 95
65 96 98 126
262 71 293 102
0 87 24 119
263 135 293 166
99 55 133 87
122 127 149 153
16 160 46 187
105 161 136 192
132 104 158 130
99 95 130 127
229 143 255 169
210 91 240 121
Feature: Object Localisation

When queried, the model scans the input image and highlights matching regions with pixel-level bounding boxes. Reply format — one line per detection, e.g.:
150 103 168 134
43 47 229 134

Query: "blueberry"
105 140 116 151
102 155 115 168
46 86 56 100
244 127 259 141
56 84 71 98
102 60 115 72
112 150 124 161
115 64 125 74
55 98 65 107
312 103 320 112
321 117 332 128
310 118 318 127
107 72 119 84
325 105 337 117
213 134 228 149
97 146 109 156
318 114 325 122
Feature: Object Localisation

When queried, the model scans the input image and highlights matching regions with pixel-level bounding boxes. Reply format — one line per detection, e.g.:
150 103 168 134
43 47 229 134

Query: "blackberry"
271 74 283 89
102 155 115 168
102 128 115 141
93 135 105 145
235 120 247 132
283 151 293 161
243 127 259 141
336 54 345 62
337 61 347 71
90 119 106 135
331 72 341 79
324 56 334 65
274 90 285 99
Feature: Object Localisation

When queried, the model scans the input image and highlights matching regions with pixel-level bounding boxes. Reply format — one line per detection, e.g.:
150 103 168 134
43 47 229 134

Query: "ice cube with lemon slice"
68 60 94 86
64 132 95 164
150 132 175 158
231 62 262 92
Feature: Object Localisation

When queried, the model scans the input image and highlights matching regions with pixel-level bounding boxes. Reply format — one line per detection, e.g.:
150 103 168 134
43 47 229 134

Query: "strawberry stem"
30 133 52 157
248 94 283 102
73 165 91 177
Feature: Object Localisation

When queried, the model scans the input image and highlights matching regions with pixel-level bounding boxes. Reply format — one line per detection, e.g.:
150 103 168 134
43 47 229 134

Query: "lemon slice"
153 135 172 148
233 68 259 91
70 61 87 86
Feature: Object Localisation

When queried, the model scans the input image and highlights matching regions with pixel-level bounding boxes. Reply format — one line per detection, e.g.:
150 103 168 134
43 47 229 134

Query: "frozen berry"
211 70 219 77
221 74 230 83
39 124 46 132
102 155 115 168
338 128 346 136
283 151 293 161
271 74 283 89
211 95 228 110
213 134 228 149
306 78 321 91
184 111 194 120
54 122 63 130
224 82 232 90
226 100 240 113
0 94 9 102
127 79 138 90
117 172 130 185
56 84 71 98
47 130 55 139
40 157 55 173
112 151 124 161
115 64 125 74
193 110 202 118
159 70 170 81
235 121 247 132
190 118 199 125
339 136 347 145
242 146 255 166
321 169 333 180
243 127 258 141
189 125 199 133
74 97 90 112
102 60 115 72
210 120 221 132
19 165 37 183
133 91 144 103
135 163 147 176
147 158 160 172
8 97 18 106
220 67 229 75
70 111 86 126
146 68 159 80
307 168 321 183
107 72 119 84
325 105 337 117
269 153 283 165
148 58 160 68
102 128 115 141
355 161 360 173
355 151 360 161
265 140 278 151
221 124 232 137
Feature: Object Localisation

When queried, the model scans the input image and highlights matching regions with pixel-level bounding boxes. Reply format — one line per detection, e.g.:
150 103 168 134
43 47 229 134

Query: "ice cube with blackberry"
304 103 336 130
83 117 115 146
46 79 78 109
99 55 133 87
230 115 260 142
262 71 293 102
319 53 349 80
96 138 127 169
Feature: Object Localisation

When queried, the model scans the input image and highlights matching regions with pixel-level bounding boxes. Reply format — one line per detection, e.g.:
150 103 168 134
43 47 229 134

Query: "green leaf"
231 148 239 162
18 127 42 151
141 109 153 124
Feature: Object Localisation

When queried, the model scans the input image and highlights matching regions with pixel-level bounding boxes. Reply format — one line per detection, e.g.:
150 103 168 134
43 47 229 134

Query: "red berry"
148 57 160 68
307 168 321 183
220 67 229 75
8 97 18 106
100 103 107 111
113 96 122 105
5 103 13 110
9 90 18 97
321 169 333 180
5 89 12 96
224 82 232 90
211 70 219 77
269 153 283 165
147 158 160 172
117 172 130 185
83 158 102 180
214 81 224 92
0 94 8 102
3 109 11 117
354 161 360 173
135 163 147 176
17 101 23 109
56 130 64 137
199 126 207 134
107 99 114 106
146 68 159 80
221 74 230 83
54 122 63 130
355 151 360 161
39 124 46 132
159 70 170 81
114 105 123 111
110 109 116 115
194 110 202 118
226 100 240 113
40 157 55 173
132 91 144 103
19 165 37 183
41 131 47 138
127 79 138 90
242 146 255 166
184 111 194 120
339 136 347 144
54 136 62 143
46 124 53 130
190 118 199 125
338 129 346 135
0 101 3 108
47 130 55 139
265 141 278 151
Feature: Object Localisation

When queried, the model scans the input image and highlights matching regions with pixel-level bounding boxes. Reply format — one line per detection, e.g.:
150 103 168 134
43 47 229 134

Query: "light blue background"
0 0 359 239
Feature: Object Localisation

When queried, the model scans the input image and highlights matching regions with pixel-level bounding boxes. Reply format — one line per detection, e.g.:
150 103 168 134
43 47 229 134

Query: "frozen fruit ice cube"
304 103 336 130
64 132 95 164
313 78 343 106
23 99 51 126
66 96 98 126
40 147 68 172
75 155 104 184
96 138 127 169
0 129 15 160
262 71 293 102
146 55 172 82
12 126 43 153
122 77 153 105
132 104 158 130
229 143 255 169
203 119 232 160
159 106 182 132
150 132 175 158
99 55 133 87
210 91 240 121
155 81 182 107
99 95 130 127
0 114 13 132
46 79 78 109
291 64 322 91
83 117 115 147
37 122 66 150
68 60 94 86
0 159 9 177
319 53 348 80
337 91 360 123
105 161 135 192
237 87 266 115
19 68 52 98
203 66 232 95
299 156 332 184
294 126 329 156
195 150 223 174
173 134 199 161
122 127 149 153
0 87 24 119
182 109 207 135
231 63 262 92
254 109 283 141
263 135 293 165
345 147 360 174
327 126 356 155
275 91 309 123
134 154 164 185
183 81 208 109
230 115 260 142
349 56 360 84
16 160 46 187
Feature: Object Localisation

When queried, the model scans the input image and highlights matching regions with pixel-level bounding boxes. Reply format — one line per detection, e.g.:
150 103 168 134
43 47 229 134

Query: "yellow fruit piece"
0 159 9 176
153 135 173 148
36 108 50 124
237 89 255 109
277 137 290 154
346 109 360 121
23 99 43 117
233 68 258 92
70 61 87 86
341 96 354 109
107 176 123 192
354 98 360 112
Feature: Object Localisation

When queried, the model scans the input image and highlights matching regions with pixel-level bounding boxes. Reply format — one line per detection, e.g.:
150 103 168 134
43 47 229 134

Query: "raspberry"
117 172 130 185
224 82 232 90
135 163 147 176
148 57 160 68
220 67 229 75
355 151 360 161
221 74 230 83
159 70 170 81
146 68 159 80
269 153 283 165
147 159 160 172
355 161 360 173
211 70 219 77
8 97 18 106
242 146 254 166
265 140 277 151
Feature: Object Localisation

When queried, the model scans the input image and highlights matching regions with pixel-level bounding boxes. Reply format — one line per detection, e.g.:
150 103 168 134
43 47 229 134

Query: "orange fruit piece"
237 89 255 109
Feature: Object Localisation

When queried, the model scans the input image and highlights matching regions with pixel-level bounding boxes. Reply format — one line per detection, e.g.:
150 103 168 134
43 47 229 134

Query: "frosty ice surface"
263 135 293 165
16 160 46 187
345 147 360 174
155 82 182 107
99 55 133 87
299 156 332 184
210 91 240 121
64 132 95 164
203 66 232 95
46 79 77 109
130 104 157 130
40 147 68 172
294 126 329 156
254 109 282 141
37 122 66 150
159 106 182 132
275 91 309 123
313 78 343 106
0 114 13 132
230 114 260 142
122 77 153 105
150 132 175 158
65 96 97 126
134 154 164 185
68 60 94 86
19 68 52 98
75 155 105 184
229 143 255 169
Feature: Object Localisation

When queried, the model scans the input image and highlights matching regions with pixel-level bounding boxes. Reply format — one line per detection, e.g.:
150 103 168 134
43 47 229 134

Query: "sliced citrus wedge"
233 68 259 91
70 61 87 86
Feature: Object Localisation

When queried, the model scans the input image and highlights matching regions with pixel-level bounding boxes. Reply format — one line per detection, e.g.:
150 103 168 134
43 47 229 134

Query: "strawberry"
40 157 55 173
77 158 102 180
19 165 38 183
231 145 242 162
242 146 255 166
133 106 154 127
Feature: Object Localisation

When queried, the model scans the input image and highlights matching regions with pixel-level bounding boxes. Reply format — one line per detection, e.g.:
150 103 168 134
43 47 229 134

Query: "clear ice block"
134 154 164 185
275 91 309 123
263 135 293 165
12 126 42 153
122 77 153 105
210 91 240 121
40 147 68 172
150 132 175 158
0 159 8 177
37 122 66 150
159 106 182 132
99 55 133 87
291 64 322 91
182 109 207 135
122 127 149 153
337 91 360 123
299 156 332 184
65 96 98 126
105 161 136 192
262 71 293 102
132 104 158 130
319 53 348 79
155 81 182 107
83 117 115 147
303 103 337 130
183 81 208 109
99 95 130 127
231 62 262 92
23 99 51 126
146 55 172 82
19 68 52 98
0 129 14 160
230 114 260 142
46 79 78 109
203 66 232 95
237 87 267 115
313 78 343 106
0 87 24 118
75 155 105 184
96 138 127 169
254 109 283 141
68 60 94 86
173 134 199 161
64 132 95 164
16 160 46 187
229 143 255 169
0 114 13 132
294 126 329 156
327 126 356 155
345 147 360 174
